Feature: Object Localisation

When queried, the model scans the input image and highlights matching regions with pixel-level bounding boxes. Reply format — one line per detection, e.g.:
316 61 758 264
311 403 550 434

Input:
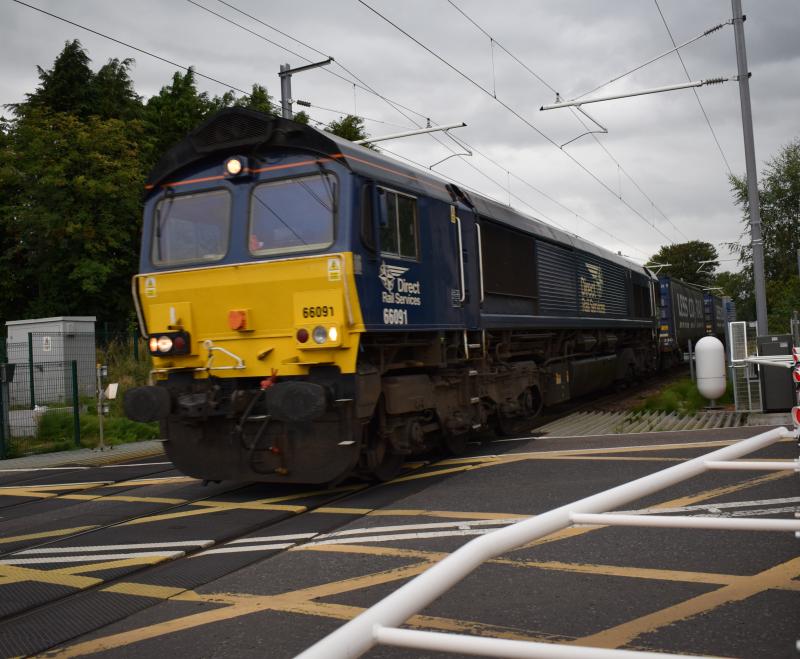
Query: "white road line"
227 533 318 544
305 528 495 547
314 518 520 540
0 467 90 472
726 506 800 517
16 540 214 555
100 462 172 468
195 543 295 557
0 550 185 565
490 437 535 443
617 497 800 515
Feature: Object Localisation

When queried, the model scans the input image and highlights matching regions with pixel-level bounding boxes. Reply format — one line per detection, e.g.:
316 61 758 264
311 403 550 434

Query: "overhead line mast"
731 0 768 335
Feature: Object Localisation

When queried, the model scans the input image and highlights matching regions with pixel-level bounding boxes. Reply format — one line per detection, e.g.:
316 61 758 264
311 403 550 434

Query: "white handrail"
296 426 796 659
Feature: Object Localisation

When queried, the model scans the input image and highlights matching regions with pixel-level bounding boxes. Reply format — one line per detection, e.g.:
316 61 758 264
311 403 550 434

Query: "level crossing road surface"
0 426 797 658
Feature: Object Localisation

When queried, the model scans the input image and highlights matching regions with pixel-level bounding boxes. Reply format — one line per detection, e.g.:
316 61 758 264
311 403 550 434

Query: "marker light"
148 332 191 356
312 326 327 344
296 328 309 343
225 157 243 176
328 326 339 342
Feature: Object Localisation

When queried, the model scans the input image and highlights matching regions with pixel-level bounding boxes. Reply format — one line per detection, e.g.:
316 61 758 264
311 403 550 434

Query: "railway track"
0 449 508 657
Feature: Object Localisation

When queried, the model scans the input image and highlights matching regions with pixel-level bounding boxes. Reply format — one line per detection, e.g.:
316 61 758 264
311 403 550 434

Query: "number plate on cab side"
293 290 341 324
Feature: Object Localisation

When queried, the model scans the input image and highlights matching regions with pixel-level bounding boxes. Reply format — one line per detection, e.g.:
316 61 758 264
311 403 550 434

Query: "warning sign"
327 258 342 282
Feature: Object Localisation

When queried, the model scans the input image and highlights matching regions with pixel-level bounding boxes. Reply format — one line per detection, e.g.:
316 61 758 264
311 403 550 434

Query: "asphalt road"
0 425 797 658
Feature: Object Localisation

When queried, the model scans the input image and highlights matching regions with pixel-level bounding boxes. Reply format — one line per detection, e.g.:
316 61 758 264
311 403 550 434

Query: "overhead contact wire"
653 0 734 175
446 0 688 242
358 0 676 246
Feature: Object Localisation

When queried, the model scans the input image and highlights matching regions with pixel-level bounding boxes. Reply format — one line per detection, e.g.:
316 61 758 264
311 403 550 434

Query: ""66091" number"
303 305 334 319
383 308 408 325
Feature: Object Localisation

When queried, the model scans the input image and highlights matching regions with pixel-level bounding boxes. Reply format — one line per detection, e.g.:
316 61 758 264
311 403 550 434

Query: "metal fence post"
71 360 81 447
132 325 139 361
0 370 6 460
27 332 35 409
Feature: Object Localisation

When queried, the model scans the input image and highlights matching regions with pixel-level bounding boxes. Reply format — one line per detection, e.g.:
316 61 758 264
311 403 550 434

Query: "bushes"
637 378 733 415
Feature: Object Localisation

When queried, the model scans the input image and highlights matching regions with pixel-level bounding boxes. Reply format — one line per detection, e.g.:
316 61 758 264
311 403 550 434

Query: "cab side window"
379 188 418 260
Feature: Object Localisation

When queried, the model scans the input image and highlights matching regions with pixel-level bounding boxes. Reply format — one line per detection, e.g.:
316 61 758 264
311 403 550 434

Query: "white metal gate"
296 426 799 659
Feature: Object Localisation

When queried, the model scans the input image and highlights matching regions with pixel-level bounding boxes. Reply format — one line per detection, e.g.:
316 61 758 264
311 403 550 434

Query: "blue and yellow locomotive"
124 108 659 484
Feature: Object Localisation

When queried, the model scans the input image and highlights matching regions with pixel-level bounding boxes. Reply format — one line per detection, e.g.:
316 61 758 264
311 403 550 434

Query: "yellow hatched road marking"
573 557 800 649
0 565 101 589
47 563 570 657
0 555 181 588
0 526 98 546
517 470 794 551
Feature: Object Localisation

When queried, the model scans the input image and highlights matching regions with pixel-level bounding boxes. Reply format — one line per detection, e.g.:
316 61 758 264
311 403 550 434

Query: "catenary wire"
357 0 677 247
570 18 731 101
10 0 251 95
193 0 647 253
446 0 689 242
15 0 652 258
653 0 734 175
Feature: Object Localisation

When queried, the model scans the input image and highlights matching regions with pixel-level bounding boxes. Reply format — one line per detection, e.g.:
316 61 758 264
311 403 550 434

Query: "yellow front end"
136 253 364 378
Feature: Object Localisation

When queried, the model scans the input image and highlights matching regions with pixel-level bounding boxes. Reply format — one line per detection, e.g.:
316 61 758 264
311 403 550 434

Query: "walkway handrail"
296 426 798 659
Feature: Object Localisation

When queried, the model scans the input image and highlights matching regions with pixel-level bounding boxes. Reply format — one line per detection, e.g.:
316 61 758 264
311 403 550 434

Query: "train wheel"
362 400 403 482
494 387 542 437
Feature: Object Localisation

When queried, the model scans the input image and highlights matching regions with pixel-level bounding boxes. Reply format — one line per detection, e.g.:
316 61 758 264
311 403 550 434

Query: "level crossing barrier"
296 425 800 659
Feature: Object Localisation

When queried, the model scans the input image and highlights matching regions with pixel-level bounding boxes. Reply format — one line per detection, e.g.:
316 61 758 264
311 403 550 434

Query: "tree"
649 241 719 287
143 68 219 161
326 114 374 147
21 40 95 118
0 108 147 324
730 139 800 281
729 138 800 331
91 58 143 120
233 84 275 115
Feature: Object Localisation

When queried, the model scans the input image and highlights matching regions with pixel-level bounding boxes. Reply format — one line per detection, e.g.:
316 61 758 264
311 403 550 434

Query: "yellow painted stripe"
573 557 800 649
49 570 570 657
58 556 181 575
192 501 308 512
652 471 790 509
106 477 197 487
0 525 98 546
103 582 203 600
312 506 374 515
0 564 101 589
492 558 741 586
386 464 477 483
63 494 187 505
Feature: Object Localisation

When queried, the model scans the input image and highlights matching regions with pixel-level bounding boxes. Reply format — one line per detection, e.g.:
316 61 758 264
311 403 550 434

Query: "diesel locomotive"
124 107 662 484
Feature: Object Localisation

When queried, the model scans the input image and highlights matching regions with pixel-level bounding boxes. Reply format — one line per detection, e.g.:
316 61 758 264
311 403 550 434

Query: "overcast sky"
3 0 799 270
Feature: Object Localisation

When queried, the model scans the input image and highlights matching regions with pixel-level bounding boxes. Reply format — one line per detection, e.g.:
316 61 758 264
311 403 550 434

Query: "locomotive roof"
147 107 652 279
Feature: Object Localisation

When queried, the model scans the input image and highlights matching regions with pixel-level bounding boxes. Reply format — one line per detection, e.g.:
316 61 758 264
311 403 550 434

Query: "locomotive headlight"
157 336 173 352
328 326 338 342
225 157 243 176
148 332 190 356
312 326 327 344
